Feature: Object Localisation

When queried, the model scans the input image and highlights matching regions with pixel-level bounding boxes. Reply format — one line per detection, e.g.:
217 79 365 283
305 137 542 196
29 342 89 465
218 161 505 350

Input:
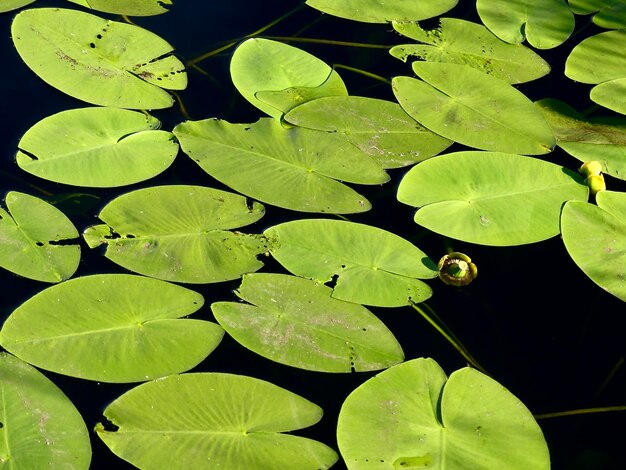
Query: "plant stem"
534 406 626 420
332 64 391 84
410 301 487 374
260 36 392 49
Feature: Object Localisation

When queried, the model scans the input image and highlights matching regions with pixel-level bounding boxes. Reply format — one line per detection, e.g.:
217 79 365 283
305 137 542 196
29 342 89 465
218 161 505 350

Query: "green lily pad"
0 0 35 12
16 107 178 187
476 0 574 49
96 373 338 469
590 78 626 116
230 38 347 119
11 8 186 109
565 30 626 84
392 63 555 155
390 18 550 84
0 274 223 382
66 0 173 16
0 352 92 469
264 219 436 307
397 151 589 246
337 357 550 469
305 0 458 23
174 117 388 213
0 191 80 283
561 191 626 302
212 273 404 372
283 96 452 169
569 0 626 29
535 98 626 180
83 185 267 284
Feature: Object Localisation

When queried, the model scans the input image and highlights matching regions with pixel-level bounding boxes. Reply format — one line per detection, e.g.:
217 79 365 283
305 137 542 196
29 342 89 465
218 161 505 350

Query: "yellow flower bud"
438 252 478 287
579 161 603 177
586 174 606 196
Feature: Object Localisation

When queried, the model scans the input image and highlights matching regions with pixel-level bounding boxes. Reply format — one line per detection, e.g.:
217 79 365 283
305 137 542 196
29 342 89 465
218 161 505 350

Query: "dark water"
1 1 625 469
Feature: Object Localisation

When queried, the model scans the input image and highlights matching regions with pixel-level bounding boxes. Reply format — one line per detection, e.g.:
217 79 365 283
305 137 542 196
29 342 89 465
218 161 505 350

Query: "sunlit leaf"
230 38 347 119
305 0 458 23
66 0 173 16
284 96 452 169
397 151 589 246
96 373 338 469
0 0 35 12
174 117 388 213
83 185 267 283
393 63 555 155
337 357 550 469
264 219 436 307
565 30 626 84
568 0 626 29
16 107 178 187
11 8 186 108
390 18 550 84
0 353 92 469
590 78 626 116
0 191 80 283
212 273 404 371
561 191 626 302
0 274 223 382
477 0 574 49
536 98 626 180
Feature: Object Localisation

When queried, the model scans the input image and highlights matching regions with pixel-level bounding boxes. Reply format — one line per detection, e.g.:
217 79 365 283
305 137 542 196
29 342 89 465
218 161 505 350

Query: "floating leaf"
397 151 589 246
565 30 626 84
390 18 550 84
66 0 173 16
0 353 92 469
16 107 178 187
212 273 404 372
561 191 626 302
568 0 626 29
392 63 555 155
11 8 186 109
96 373 338 469
174 117 388 213
0 191 80 282
590 78 626 116
305 0 458 23
283 96 452 169
476 0 574 49
230 38 347 119
0 274 223 382
337 357 550 469
264 219 436 307
0 0 35 12
83 185 267 283
535 98 626 180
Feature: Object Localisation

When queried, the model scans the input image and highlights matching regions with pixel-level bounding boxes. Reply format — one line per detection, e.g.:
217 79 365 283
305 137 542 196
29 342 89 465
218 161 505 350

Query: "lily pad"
212 273 404 372
66 0 173 16
590 78 626 116
0 191 80 283
390 18 550 84
11 8 187 109
569 0 626 29
337 357 550 469
283 96 452 169
83 185 267 284
561 191 626 302
392 62 555 155
565 30 626 84
0 0 35 12
16 107 178 187
305 0 458 23
264 219 436 307
397 151 589 246
230 38 347 119
476 0 574 49
96 373 338 469
535 98 626 180
174 117 388 213
0 274 223 382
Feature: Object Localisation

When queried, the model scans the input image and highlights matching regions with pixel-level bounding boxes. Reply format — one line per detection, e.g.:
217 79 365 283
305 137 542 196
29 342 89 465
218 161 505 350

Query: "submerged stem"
534 406 626 420
332 64 391 84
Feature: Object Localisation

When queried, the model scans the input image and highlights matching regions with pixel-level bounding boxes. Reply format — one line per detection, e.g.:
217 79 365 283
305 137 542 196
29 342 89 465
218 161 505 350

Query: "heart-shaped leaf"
83 185 267 283
565 30 626 84
305 0 458 23
96 373 338 469
11 8 186 108
0 274 223 382
337 357 550 469
568 0 626 29
16 107 178 187
0 191 80 282
0 352 92 469
212 273 404 372
265 218 436 307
